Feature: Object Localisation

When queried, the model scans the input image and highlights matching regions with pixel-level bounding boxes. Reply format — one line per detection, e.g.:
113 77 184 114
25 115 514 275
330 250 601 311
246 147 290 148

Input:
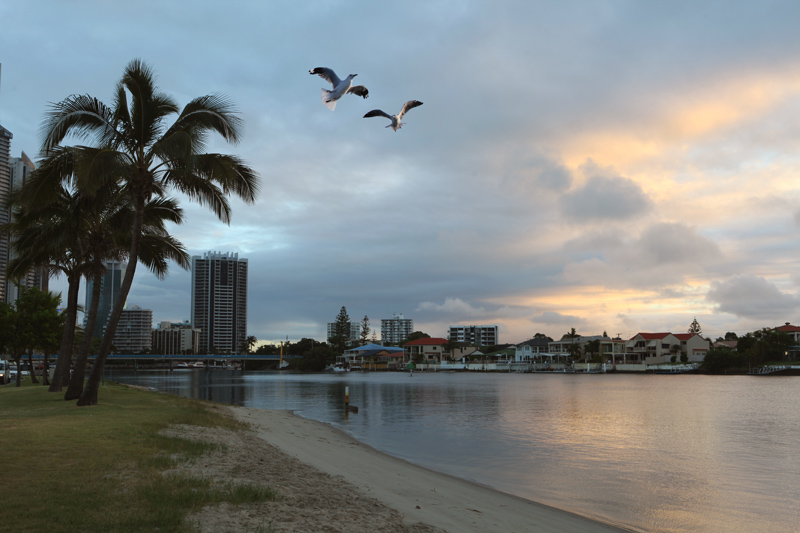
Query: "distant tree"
724 332 739 341
701 347 744 373
7 287 62 386
330 306 351 355
255 343 279 356
669 344 681 361
245 335 258 354
564 327 579 340
566 342 583 363
688 318 702 335
406 331 430 343
359 315 370 345
297 345 331 371
530 333 554 342
584 339 601 363
0 302 17 384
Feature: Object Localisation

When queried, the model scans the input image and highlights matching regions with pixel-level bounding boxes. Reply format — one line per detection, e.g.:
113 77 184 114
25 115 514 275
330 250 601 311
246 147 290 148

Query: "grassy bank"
0 381 277 532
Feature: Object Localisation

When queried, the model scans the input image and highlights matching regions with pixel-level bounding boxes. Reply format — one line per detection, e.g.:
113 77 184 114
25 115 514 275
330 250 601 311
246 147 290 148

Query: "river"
104 369 800 532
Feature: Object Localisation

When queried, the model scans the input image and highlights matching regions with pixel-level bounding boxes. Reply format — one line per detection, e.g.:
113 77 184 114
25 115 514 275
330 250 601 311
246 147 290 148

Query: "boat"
176 362 190 369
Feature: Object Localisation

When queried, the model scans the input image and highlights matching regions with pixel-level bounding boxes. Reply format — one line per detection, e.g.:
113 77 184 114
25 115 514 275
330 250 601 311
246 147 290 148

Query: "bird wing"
397 100 423 120
309 67 340 87
347 85 369 99
363 109 392 120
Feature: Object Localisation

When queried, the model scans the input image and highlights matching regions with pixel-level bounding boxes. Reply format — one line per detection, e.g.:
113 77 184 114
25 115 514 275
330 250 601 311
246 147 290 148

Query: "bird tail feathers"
321 89 336 111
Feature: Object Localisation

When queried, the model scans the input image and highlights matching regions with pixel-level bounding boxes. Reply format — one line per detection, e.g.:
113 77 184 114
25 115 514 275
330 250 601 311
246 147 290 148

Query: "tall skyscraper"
84 260 126 339
191 251 248 354
4 152 48 303
0 124 12 303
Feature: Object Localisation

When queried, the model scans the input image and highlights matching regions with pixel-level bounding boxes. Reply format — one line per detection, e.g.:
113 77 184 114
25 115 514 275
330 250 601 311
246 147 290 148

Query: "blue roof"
346 343 403 353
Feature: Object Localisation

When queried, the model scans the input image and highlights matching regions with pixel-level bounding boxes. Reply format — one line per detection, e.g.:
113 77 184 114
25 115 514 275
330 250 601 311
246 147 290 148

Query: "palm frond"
40 95 117 152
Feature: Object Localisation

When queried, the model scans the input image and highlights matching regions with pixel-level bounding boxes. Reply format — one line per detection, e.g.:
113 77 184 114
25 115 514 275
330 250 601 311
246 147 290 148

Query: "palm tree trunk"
27 351 40 384
13 355 22 387
65 269 103 400
42 353 50 386
77 200 143 406
48 269 81 392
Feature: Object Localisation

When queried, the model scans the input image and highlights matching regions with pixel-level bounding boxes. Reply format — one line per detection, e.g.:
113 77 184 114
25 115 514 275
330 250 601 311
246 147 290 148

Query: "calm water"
105 369 800 532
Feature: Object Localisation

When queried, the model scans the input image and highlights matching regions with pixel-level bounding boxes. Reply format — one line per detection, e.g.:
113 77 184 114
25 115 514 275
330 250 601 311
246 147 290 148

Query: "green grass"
0 380 278 532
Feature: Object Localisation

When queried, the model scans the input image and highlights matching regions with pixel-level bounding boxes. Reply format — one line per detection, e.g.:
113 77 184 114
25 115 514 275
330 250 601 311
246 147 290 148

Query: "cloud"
560 222 723 289
559 173 652 222
417 298 486 317
706 274 800 319
530 311 585 327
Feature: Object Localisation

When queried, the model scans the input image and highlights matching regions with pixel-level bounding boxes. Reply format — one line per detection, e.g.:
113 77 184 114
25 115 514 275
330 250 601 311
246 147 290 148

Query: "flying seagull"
363 100 423 131
309 67 369 111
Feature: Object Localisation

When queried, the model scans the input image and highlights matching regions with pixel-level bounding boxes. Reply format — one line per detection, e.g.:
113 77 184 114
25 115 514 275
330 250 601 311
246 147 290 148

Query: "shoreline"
231 406 630 532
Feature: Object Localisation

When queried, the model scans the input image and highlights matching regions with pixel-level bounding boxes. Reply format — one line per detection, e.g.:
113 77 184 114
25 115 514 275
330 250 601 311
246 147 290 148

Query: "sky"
1 1 800 345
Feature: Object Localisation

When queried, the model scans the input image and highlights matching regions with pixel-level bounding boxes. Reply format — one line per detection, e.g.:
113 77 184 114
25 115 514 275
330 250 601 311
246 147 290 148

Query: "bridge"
14 353 287 363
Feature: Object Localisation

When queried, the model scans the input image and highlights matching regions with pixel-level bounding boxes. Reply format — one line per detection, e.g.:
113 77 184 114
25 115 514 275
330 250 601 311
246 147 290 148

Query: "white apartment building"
381 312 414 344
110 305 153 353
327 322 361 343
152 321 201 355
449 325 498 346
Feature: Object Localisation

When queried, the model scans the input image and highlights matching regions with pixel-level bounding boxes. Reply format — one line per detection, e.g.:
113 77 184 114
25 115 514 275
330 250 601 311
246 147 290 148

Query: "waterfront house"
514 338 550 361
343 343 403 368
626 333 682 364
771 323 800 359
403 338 449 363
673 333 710 362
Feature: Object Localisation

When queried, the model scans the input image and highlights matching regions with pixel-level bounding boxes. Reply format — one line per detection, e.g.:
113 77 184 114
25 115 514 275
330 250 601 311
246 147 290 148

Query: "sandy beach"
169 405 628 532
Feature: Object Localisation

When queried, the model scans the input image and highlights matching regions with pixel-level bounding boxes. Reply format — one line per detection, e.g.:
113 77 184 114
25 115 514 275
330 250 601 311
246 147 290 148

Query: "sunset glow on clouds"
2 1 799 344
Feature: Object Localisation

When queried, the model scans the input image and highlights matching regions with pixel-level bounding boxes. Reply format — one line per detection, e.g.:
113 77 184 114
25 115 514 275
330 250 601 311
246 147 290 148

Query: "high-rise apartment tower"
191 251 248 354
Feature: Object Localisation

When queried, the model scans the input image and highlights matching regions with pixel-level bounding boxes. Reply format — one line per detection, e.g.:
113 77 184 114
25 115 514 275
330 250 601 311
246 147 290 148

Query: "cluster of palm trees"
2 59 259 405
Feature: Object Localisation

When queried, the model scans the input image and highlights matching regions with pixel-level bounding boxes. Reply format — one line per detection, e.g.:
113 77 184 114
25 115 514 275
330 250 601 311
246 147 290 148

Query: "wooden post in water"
345 386 358 414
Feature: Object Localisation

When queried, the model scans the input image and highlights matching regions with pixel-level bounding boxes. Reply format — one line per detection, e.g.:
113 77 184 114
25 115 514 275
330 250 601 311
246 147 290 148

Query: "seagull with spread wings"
309 67 369 111
363 100 423 131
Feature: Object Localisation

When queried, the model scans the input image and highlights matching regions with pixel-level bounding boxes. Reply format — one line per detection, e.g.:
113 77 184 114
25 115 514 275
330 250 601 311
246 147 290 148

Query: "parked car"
0 359 11 385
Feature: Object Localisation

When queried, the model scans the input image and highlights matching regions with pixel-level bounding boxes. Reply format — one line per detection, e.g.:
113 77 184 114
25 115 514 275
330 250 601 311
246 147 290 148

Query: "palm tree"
37 59 258 405
64 195 189 400
3 159 94 392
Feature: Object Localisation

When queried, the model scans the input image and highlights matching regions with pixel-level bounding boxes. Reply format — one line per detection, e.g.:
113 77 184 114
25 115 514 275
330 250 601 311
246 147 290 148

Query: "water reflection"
105 370 800 533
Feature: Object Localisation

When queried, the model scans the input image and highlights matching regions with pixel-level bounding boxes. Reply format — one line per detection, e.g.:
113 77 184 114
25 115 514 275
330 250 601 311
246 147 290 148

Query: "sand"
169 405 629 532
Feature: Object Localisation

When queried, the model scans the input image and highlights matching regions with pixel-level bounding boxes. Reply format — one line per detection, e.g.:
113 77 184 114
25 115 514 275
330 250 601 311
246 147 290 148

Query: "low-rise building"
403 337 449 363
673 333 711 362
152 321 201 355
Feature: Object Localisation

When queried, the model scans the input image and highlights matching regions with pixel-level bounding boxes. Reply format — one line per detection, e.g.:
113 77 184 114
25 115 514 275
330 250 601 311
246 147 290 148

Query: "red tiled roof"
774 323 800 333
673 333 698 341
403 337 449 346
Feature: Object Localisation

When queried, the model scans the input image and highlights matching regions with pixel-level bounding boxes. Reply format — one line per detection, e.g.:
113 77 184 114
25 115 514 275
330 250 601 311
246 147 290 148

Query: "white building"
449 325 498 346
327 321 361 343
110 305 153 353
152 321 201 355
381 312 414 344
